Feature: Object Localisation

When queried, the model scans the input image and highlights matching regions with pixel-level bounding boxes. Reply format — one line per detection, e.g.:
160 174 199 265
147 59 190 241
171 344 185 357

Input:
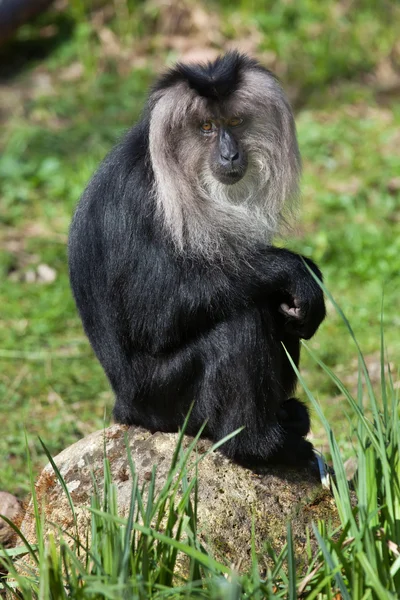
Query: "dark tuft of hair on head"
153 51 261 100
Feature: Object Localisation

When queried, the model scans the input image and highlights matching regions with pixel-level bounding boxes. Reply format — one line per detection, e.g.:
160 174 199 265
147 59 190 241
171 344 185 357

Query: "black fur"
152 50 272 100
68 56 326 467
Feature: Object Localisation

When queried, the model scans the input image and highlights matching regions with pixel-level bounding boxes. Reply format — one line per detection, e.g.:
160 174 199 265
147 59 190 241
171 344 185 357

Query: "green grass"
0 0 399 497
1 319 399 598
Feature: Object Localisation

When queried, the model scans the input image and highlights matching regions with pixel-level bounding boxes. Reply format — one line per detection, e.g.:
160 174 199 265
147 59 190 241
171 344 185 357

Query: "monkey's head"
148 52 301 258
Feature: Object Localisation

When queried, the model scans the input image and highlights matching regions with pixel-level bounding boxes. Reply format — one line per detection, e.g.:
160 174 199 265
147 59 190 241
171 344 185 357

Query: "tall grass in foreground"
0 302 399 598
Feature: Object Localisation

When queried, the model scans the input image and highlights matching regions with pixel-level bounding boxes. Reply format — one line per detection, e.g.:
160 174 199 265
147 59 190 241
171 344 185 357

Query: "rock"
19 426 338 571
344 456 358 482
0 492 23 548
36 263 57 284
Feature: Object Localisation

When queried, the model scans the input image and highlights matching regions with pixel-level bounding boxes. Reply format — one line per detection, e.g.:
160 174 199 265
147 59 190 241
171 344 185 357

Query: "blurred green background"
0 0 399 496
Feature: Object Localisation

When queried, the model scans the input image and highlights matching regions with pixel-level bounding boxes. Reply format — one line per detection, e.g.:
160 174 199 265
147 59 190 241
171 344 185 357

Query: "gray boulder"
19 425 337 571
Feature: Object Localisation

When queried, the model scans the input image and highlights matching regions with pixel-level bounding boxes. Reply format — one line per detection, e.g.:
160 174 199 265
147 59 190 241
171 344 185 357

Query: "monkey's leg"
190 314 296 466
111 345 208 434
212 319 314 467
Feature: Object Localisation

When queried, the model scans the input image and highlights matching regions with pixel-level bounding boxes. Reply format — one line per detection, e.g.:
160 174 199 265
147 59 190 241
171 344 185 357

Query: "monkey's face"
149 53 301 255
199 118 248 185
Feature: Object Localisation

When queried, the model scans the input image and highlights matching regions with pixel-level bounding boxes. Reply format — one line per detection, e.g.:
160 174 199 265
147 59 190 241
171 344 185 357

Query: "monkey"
68 51 326 468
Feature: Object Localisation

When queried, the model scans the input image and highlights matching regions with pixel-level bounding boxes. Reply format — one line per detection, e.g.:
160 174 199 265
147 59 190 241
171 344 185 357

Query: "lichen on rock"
19 425 338 572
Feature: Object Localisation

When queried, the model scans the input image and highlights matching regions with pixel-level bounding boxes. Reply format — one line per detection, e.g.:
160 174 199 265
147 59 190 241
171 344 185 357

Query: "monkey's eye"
228 117 243 127
200 121 215 133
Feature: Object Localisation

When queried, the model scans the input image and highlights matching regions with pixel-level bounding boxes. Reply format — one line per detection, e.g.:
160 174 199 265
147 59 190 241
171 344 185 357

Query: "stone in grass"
0 492 23 550
0 490 24 582
18 425 339 574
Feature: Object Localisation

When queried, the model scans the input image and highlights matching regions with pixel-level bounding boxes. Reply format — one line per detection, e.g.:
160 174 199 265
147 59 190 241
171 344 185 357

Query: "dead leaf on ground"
327 177 362 195
387 177 400 193
59 62 84 82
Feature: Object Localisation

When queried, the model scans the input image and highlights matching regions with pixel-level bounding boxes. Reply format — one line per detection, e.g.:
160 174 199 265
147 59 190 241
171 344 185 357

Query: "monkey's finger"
279 303 301 319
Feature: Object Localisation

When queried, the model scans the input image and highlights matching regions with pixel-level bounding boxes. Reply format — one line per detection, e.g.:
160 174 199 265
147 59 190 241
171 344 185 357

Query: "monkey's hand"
278 256 326 339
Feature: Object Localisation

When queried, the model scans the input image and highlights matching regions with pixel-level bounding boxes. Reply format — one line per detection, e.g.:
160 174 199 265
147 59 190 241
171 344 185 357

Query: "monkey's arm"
253 247 326 340
119 246 325 355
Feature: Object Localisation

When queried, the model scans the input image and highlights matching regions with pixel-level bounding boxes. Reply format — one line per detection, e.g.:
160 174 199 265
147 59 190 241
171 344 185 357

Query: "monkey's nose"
219 129 240 165
224 151 239 162
220 151 240 165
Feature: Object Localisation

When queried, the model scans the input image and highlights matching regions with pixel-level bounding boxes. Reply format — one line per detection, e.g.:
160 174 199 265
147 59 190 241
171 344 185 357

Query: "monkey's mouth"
215 168 247 186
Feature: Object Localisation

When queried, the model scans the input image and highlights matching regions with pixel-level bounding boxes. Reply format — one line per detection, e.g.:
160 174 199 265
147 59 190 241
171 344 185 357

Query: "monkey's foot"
268 435 315 467
278 397 310 437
